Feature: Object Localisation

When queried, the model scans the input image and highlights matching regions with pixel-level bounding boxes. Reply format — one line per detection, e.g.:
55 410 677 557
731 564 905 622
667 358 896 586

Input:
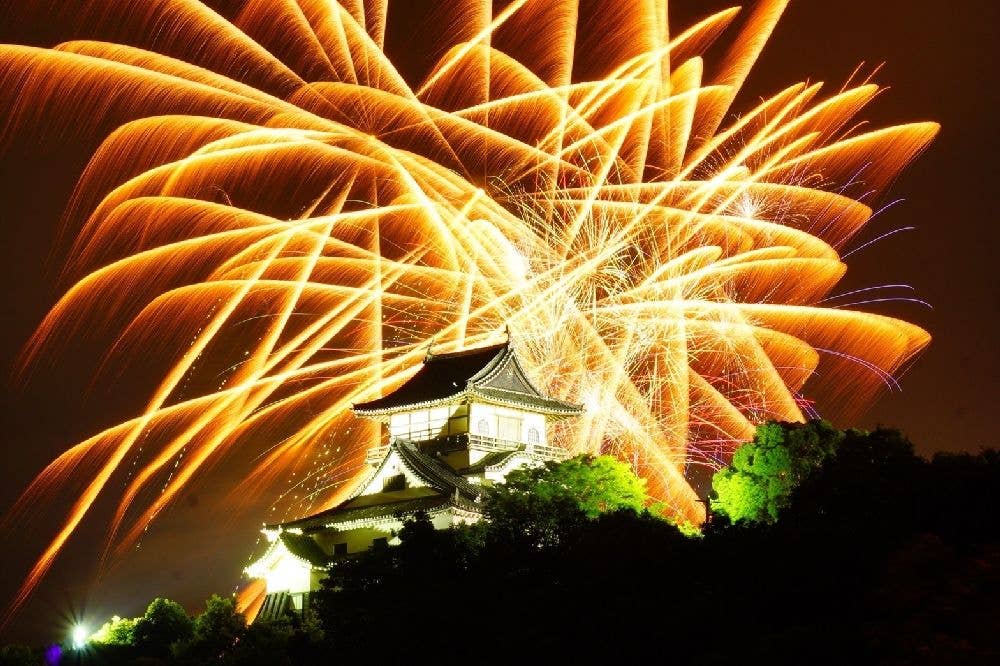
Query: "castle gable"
352 340 583 418
354 445 432 497
473 351 537 395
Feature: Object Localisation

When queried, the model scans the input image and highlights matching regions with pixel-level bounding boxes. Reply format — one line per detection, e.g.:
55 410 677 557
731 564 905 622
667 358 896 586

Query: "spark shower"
1 0 935 618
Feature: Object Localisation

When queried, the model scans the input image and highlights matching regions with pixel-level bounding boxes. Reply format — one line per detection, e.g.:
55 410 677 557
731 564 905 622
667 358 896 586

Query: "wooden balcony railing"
363 433 569 465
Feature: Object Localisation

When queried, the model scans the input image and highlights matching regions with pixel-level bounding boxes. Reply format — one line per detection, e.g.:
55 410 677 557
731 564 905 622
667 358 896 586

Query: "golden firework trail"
0 0 935 618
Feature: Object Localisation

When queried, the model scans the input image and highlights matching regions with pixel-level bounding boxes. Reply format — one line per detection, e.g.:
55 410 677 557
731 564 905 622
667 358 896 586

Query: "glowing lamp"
71 624 87 650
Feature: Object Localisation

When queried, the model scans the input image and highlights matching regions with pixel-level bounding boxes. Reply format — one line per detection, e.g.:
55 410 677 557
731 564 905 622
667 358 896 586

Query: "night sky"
1 0 996 644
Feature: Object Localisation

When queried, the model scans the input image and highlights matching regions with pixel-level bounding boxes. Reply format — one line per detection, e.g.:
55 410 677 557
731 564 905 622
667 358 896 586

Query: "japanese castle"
246 338 583 618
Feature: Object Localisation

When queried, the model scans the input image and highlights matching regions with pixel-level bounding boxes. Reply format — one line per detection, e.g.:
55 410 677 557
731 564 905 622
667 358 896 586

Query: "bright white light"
471 219 529 281
71 624 88 649
733 192 760 219
581 388 602 414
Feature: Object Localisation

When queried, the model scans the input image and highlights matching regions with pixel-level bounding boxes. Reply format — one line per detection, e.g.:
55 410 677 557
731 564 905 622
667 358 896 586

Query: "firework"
1 0 934 618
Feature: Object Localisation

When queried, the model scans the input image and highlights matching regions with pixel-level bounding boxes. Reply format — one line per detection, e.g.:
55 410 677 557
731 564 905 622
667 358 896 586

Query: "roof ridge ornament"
423 335 437 362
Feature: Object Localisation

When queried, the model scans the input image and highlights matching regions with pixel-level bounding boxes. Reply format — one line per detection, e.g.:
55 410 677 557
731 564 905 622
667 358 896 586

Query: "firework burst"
1 0 935 619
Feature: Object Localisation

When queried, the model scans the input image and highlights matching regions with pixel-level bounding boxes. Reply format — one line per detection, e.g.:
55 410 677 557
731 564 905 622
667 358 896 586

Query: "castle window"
498 415 521 441
334 542 348 555
476 418 490 436
383 473 406 491
373 537 388 550
527 427 540 444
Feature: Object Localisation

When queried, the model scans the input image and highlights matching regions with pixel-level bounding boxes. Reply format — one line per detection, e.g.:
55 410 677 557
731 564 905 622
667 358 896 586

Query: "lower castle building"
245 339 582 618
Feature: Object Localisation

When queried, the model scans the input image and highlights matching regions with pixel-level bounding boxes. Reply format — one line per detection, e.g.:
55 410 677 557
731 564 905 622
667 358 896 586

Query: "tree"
131 597 193 657
175 594 246 661
225 618 295 666
711 420 844 523
486 453 647 518
782 426 925 534
89 614 137 646
194 595 245 645
0 645 36 666
483 454 648 549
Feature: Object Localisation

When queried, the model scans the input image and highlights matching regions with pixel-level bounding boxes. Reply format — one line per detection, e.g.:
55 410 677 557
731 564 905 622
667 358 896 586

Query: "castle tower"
246 338 582 618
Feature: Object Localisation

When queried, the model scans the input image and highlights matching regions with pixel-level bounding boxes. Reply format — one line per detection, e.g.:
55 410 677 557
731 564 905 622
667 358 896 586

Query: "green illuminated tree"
483 454 648 549
711 420 844 523
490 454 647 518
89 614 137 646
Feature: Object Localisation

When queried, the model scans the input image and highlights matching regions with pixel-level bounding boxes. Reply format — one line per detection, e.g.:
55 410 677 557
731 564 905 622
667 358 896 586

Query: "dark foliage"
310 430 999 664
171 595 245 664
0 644 37 666
130 599 193 659
14 430 999 664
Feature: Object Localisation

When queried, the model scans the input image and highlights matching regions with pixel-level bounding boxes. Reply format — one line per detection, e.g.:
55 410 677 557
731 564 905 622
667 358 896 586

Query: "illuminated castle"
246 338 582 618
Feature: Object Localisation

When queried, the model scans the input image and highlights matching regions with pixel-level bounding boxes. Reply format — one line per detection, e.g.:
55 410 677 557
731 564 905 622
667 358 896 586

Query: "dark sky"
1 0 997 645
725 0 999 456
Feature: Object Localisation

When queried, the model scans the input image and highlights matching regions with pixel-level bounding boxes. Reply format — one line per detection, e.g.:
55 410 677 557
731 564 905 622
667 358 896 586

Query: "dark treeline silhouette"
5 423 998 665
314 427 998 665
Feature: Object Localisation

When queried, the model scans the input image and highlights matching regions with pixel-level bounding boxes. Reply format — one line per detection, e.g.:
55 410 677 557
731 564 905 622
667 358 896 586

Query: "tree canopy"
88 615 136 646
710 420 844 523
482 453 649 549
176 594 246 661
489 454 648 518
131 597 193 657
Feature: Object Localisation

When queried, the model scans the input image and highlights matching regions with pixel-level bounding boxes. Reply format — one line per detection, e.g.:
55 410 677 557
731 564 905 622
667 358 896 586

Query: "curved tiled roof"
469 386 582 414
276 494 468 532
279 532 330 567
270 439 482 531
394 439 483 500
352 340 582 416
353 343 506 413
457 450 519 474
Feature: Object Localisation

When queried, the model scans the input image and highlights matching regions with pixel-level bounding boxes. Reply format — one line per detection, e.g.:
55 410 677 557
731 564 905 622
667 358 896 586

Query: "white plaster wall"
469 403 547 445
523 412 546 446
466 447 489 466
358 450 428 495
262 547 312 594
483 452 543 484
387 404 467 440
388 412 408 437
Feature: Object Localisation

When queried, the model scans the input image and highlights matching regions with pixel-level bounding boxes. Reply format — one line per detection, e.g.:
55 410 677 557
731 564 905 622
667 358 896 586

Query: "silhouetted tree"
23 426 996 664
173 594 245 663
131 598 193 658
315 454 670 661
926 449 1000 544
225 618 295 666
0 645 36 666
781 426 926 544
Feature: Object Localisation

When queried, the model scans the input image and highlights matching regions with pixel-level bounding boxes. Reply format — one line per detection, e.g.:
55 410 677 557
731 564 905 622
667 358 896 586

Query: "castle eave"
266 493 480 532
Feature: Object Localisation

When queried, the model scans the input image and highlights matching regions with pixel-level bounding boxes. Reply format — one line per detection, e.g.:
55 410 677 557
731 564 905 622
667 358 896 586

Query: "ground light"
71 624 87 650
